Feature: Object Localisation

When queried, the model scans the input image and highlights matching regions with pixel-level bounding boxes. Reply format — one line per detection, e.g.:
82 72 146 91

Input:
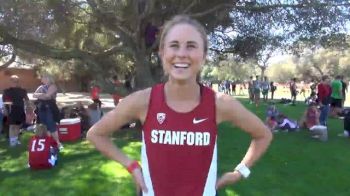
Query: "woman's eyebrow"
187 41 198 45
168 40 198 45
168 40 179 44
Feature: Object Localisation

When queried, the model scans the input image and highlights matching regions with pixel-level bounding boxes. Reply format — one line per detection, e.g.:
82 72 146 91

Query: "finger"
215 175 228 189
136 185 141 196
133 169 148 193
216 172 241 189
139 178 148 193
216 179 223 190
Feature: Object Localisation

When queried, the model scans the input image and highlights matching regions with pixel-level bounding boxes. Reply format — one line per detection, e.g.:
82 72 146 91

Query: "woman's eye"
170 44 178 48
187 44 196 49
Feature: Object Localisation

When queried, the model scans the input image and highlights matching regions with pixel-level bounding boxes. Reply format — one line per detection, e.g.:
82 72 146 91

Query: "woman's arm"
33 85 57 100
87 91 145 165
216 94 272 188
86 89 150 192
33 85 44 98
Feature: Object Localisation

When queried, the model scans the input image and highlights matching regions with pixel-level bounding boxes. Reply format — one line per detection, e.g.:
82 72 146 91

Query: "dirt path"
27 92 116 112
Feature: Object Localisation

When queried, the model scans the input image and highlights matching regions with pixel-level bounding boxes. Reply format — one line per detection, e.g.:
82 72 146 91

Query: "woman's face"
41 76 49 85
160 23 206 82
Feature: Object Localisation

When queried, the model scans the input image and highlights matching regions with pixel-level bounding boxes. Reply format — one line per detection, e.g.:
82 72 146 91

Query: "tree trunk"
260 66 266 79
134 50 155 89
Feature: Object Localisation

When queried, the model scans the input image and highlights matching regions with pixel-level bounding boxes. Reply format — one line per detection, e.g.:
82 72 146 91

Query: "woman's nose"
175 46 187 58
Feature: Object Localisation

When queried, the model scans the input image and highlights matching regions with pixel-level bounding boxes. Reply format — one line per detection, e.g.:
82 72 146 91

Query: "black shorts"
8 106 25 125
331 98 342 108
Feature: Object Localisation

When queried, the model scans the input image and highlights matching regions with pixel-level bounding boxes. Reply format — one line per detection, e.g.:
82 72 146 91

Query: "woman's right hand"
132 168 148 194
216 171 242 190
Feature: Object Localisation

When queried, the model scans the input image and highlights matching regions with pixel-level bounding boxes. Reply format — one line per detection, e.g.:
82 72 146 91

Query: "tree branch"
183 1 198 14
0 25 125 65
86 0 125 25
235 2 350 12
0 53 16 70
96 46 128 58
191 3 235 18
86 0 135 44
209 47 235 54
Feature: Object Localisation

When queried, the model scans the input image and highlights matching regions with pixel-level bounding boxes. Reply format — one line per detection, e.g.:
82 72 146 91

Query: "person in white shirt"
276 114 299 132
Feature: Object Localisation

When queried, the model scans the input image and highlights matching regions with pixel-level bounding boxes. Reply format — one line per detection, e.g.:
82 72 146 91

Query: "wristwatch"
234 163 251 179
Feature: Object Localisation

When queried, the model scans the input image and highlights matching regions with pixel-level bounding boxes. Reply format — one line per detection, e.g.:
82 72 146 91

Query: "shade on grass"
0 99 348 195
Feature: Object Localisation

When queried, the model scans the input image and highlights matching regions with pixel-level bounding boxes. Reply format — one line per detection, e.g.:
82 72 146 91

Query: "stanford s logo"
157 113 166 124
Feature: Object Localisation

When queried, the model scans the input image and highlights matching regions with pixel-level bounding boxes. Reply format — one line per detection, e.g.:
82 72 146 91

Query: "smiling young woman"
87 15 272 196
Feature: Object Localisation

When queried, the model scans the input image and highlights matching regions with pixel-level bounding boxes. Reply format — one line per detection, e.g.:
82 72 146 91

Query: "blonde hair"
41 74 55 85
35 124 48 137
159 15 208 55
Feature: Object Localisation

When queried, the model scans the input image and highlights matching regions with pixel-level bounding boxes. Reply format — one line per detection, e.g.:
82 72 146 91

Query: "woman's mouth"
173 63 190 69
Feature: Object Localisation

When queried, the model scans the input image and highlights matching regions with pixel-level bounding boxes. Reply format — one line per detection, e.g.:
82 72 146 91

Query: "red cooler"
58 118 81 142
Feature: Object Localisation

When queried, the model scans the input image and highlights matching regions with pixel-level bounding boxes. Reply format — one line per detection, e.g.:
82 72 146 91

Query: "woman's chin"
169 74 192 82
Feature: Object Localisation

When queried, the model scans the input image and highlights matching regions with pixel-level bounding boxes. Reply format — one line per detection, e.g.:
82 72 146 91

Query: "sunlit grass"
0 98 348 195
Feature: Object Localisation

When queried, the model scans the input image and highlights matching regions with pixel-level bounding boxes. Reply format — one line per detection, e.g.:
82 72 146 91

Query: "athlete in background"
28 124 58 169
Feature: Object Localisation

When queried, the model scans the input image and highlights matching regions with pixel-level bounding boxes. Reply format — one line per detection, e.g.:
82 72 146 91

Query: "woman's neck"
165 80 200 102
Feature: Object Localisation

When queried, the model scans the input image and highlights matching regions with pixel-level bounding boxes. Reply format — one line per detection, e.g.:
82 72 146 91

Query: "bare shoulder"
117 87 151 121
216 92 240 110
125 87 151 109
215 92 249 124
215 93 267 136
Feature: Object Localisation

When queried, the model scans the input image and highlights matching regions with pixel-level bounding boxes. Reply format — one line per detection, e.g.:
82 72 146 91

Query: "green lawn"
0 99 348 196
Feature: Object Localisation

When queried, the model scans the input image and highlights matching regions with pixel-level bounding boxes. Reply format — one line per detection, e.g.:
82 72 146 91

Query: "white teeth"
174 63 189 68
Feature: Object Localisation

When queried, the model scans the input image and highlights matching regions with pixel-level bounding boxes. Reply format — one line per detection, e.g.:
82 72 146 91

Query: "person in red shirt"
90 83 102 108
87 15 272 195
28 124 58 170
111 76 127 106
317 75 332 126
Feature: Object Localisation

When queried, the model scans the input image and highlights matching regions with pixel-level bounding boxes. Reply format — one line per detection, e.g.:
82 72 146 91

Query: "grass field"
0 98 348 196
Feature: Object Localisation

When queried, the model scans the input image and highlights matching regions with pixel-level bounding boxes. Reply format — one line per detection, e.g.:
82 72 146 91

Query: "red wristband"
127 161 140 173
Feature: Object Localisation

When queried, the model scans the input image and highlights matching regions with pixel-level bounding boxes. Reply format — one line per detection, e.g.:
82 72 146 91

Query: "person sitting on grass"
28 124 59 170
309 125 328 142
265 103 279 132
299 102 320 130
276 114 299 132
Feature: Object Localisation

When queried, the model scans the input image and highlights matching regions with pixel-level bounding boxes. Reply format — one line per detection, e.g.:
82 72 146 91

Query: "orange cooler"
58 118 81 141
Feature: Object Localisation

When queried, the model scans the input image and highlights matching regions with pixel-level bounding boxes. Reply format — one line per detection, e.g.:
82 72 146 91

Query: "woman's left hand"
216 171 242 190
132 168 148 194
33 93 40 98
